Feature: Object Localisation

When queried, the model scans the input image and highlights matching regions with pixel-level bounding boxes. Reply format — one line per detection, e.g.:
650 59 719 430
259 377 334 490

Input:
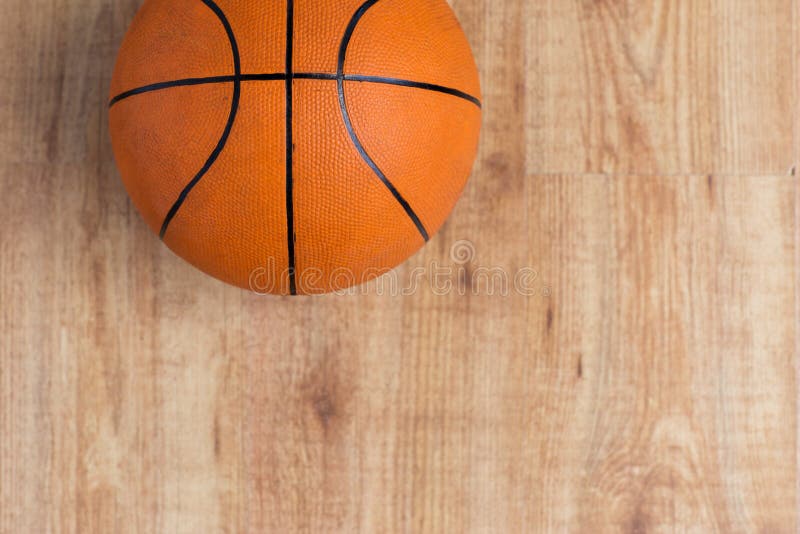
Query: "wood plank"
517 175 797 532
526 0 795 175
2 0 249 531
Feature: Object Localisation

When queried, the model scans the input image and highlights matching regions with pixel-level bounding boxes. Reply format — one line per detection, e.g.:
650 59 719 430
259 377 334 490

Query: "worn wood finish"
0 0 797 532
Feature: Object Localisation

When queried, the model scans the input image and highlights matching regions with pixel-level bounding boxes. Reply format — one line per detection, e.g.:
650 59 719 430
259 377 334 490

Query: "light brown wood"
0 0 797 532
526 0 795 176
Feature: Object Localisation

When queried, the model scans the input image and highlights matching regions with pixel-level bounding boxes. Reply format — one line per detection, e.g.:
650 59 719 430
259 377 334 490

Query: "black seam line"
343 75 481 108
338 0 429 242
285 0 297 295
108 74 283 107
109 73 481 109
159 0 241 240
293 72 338 80
108 76 236 107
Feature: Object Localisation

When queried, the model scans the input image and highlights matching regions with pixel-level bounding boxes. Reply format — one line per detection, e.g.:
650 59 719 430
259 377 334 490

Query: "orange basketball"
109 0 482 295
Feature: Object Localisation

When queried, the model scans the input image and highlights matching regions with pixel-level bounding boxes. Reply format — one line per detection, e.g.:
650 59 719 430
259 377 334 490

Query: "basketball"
109 0 482 295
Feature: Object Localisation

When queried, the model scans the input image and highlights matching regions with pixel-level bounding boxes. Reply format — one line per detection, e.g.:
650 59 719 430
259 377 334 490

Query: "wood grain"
0 0 798 532
526 0 795 175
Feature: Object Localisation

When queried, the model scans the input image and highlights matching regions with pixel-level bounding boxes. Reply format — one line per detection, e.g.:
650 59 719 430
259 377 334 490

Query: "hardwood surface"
1 0 798 532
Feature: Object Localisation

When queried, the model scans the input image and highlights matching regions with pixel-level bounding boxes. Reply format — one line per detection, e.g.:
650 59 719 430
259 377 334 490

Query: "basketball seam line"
158 0 241 240
337 0 430 242
344 75 481 108
285 0 298 295
109 75 236 107
108 74 482 109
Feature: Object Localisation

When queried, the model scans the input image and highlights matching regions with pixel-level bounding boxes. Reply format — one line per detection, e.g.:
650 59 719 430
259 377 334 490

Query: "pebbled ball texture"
109 0 482 295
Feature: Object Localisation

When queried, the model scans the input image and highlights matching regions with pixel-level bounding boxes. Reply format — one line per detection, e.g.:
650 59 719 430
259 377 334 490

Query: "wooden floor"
1 0 798 532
